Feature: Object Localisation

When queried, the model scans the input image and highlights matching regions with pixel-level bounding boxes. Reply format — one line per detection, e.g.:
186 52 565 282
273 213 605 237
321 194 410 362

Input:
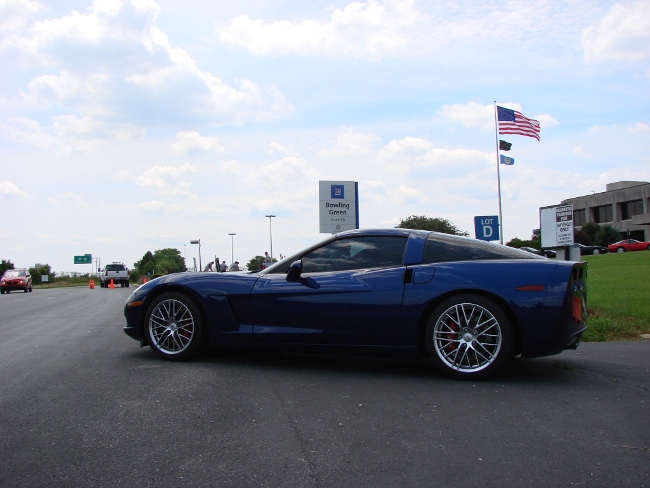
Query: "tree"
396 215 469 236
246 255 276 271
132 248 186 278
0 259 14 276
505 237 540 249
580 222 600 245
594 225 621 246
573 229 591 245
28 264 53 284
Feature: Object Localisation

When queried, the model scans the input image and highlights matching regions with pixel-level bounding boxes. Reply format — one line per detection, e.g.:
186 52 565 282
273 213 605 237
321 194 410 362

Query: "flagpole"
494 101 503 244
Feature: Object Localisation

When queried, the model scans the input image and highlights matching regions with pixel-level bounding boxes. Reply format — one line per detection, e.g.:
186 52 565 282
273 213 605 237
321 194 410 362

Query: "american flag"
497 106 540 141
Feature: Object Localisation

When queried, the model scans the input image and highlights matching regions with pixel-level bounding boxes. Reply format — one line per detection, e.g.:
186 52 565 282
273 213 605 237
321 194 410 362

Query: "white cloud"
535 114 559 128
135 163 197 196
247 156 320 187
0 180 29 198
319 128 380 155
61 191 88 207
582 1 650 63
170 131 222 154
217 0 424 59
3 0 292 130
439 101 494 129
392 185 427 204
0 0 44 36
139 200 165 212
268 141 299 156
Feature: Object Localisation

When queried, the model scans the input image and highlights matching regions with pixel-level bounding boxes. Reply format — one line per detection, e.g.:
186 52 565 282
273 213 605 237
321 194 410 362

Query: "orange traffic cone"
108 278 115 289
89 279 95 289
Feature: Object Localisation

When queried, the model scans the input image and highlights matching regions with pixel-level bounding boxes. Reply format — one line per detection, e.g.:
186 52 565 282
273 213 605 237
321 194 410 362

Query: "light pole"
228 233 236 265
190 239 201 271
265 215 276 259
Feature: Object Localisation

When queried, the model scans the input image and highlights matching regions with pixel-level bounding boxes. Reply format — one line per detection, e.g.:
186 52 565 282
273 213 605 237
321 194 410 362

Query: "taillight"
572 296 582 323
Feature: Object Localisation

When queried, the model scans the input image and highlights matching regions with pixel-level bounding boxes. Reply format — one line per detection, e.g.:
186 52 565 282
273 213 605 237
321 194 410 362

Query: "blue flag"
500 155 515 165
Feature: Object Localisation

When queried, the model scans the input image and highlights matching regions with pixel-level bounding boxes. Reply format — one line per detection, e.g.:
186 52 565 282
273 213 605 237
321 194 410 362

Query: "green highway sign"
74 254 92 264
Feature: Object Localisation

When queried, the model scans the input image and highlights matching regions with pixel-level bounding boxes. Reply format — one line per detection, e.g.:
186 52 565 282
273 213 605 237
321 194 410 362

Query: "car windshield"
4 270 26 277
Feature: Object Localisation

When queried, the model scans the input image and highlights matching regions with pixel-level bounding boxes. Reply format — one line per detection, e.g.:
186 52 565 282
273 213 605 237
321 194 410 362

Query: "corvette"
124 229 587 380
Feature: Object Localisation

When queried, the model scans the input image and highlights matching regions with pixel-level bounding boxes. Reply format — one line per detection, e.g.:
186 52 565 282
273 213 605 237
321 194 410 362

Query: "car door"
249 235 408 346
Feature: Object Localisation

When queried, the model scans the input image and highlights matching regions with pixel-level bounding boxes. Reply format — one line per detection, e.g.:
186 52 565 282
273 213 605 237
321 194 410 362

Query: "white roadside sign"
540 204 574 247
319 181 359 233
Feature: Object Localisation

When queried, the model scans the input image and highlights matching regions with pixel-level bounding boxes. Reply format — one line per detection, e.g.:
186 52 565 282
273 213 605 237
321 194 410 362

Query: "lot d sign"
474 216 499 241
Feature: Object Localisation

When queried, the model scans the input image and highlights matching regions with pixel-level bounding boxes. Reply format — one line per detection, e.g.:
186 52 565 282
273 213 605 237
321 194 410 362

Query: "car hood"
136 271 263 297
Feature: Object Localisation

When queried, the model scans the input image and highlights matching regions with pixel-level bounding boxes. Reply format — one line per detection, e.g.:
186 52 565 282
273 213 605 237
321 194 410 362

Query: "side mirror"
286 260 303 282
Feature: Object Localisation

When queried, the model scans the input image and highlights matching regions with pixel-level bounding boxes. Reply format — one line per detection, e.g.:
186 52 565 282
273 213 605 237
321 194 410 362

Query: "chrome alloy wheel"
432 302 502 373
148 298 195 355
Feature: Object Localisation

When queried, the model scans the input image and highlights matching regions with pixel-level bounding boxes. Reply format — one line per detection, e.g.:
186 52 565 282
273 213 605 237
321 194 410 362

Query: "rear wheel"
426 294 513 380
144 292 206 361
592 249 600 255
616 247 625 253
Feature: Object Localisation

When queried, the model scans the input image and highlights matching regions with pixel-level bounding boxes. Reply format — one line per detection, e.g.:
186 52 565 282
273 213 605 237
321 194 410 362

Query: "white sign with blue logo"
474 215 499 241
319 181 359 233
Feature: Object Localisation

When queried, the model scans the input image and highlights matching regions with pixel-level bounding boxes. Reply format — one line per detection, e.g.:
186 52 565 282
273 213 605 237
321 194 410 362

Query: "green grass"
581 251 650 341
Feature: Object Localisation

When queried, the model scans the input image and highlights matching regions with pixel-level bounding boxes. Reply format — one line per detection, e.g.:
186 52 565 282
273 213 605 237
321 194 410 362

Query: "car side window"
423 234 537 263
302 236 408 273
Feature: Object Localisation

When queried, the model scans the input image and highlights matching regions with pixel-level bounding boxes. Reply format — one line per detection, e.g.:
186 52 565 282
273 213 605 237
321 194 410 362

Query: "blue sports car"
124 229 587 380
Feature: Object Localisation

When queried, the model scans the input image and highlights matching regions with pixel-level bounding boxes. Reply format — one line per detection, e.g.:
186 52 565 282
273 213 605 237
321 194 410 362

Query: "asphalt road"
1 286 648 487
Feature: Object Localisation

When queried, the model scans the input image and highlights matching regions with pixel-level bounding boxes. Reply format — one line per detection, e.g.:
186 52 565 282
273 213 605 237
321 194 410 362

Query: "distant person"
204 261 214 272
219 260 228 272
229 261 240 271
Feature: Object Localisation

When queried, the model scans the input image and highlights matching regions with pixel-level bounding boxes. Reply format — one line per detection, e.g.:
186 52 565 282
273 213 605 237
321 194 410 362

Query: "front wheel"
592 249 600 255
616 247 625 253
144 292 206 361
426 294 513 380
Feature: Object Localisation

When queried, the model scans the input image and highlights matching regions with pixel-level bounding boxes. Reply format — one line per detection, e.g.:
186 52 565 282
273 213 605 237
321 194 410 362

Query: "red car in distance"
0 268 33 293
607 239 650 253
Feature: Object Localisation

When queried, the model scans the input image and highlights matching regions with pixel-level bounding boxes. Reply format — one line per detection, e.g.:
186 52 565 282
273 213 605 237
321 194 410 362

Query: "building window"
593 205 613 223
574 209 586 226
620 200 643 220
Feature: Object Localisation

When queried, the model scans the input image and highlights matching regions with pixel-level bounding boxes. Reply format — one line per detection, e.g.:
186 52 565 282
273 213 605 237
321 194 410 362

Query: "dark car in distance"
575 243 609 255
0 269 33 294
124 229 587 380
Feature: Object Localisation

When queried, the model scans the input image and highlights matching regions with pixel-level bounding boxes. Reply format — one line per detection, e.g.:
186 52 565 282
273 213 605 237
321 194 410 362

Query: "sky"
1 0 649 274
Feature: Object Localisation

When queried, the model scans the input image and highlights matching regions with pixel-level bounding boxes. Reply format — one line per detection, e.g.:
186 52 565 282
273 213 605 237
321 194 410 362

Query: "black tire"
144 292 206 361
616 247 625 253
592 249 599 255
425 294 513 380
29 286 32 292
0 289 4 294
24 287 28 293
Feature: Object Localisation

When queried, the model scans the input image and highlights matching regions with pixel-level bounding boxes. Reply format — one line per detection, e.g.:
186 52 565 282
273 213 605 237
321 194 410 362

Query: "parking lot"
1 287 648 487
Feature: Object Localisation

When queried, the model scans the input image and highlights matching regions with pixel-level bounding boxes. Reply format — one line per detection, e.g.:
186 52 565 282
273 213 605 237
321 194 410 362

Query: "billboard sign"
540 204 574 247
474 215 499 241
319 181 359 233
